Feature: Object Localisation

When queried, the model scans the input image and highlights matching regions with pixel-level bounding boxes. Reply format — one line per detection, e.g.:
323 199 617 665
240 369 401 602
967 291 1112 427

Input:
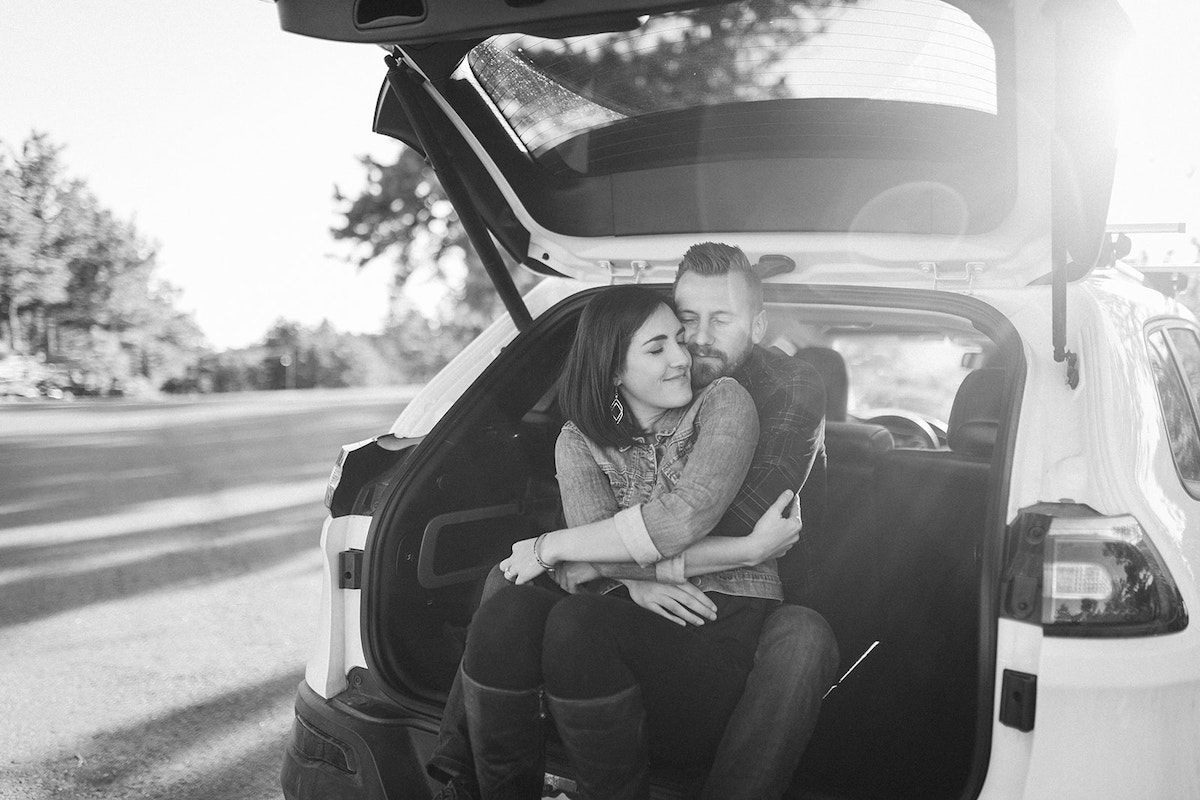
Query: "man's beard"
689 342 752 388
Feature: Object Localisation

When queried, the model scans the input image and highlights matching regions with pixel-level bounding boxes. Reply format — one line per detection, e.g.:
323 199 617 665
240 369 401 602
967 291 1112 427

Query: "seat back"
794 346 849 421
801 368 1005 795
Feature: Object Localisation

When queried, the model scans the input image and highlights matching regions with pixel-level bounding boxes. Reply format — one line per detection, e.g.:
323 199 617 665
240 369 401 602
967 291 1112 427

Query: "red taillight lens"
1003 504 1188 636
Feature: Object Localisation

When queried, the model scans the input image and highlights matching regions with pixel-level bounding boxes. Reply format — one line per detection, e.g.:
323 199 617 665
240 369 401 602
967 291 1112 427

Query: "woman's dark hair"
558 285 672 448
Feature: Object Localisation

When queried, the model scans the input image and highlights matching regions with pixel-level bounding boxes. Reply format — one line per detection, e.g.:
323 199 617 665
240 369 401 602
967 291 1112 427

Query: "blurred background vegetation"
0 132 520 399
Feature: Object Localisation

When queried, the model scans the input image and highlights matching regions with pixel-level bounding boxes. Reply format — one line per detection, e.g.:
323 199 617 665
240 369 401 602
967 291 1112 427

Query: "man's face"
673 271 766 388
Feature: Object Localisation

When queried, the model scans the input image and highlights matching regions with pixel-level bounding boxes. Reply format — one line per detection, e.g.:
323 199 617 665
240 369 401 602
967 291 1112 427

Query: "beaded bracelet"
534 533 554 573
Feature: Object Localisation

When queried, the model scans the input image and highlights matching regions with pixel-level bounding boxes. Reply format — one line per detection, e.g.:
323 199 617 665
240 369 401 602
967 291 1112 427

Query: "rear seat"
787 345 892 606
797 368 1005 797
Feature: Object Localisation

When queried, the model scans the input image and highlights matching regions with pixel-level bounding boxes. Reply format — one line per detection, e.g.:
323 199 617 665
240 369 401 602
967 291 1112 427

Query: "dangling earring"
610 390 625 424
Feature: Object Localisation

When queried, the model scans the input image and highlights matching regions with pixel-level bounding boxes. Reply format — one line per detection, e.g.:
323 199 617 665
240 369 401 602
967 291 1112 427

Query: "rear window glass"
1147 328 1200 487
832 333 984 424
459 0 998 160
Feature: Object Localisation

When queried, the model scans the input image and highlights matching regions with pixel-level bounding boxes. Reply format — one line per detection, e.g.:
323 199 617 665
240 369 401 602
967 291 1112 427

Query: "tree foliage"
166 317 438 394
331 147 532 341
0 133 204 394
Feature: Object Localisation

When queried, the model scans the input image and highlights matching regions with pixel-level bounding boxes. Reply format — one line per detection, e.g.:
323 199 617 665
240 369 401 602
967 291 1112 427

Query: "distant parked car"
265 1 1199 798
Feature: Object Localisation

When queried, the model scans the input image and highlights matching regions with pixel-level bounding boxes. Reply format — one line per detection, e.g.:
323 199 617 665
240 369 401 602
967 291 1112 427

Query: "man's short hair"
675 242 764 312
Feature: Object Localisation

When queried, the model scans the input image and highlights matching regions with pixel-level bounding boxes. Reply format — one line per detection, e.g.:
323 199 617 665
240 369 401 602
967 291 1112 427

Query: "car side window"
1146 327 1200 488
1168 328 1200 397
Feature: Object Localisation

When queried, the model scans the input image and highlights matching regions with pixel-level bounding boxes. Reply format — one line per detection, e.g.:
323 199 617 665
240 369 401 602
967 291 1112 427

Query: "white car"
272 0 1199 798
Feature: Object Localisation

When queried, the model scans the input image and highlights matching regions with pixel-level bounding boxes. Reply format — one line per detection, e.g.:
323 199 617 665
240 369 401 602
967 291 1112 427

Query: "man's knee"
756 605 840 689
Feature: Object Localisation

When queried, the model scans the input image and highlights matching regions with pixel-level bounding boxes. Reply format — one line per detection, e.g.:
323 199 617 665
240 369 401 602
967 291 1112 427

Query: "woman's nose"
670 341 691 367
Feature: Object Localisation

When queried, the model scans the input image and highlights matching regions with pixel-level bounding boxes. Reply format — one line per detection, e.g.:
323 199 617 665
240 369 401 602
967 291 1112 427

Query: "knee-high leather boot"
546 685 650 800
461 670 545 800
429 565 527 791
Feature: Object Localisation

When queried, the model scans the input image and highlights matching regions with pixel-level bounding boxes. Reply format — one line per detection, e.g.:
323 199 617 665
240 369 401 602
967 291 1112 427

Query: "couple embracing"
429 242 840 800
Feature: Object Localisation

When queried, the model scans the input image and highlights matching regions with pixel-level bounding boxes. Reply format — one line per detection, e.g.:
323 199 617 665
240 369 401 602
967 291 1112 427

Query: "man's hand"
623 579 718 626
745 489 802 564
553 561 601 593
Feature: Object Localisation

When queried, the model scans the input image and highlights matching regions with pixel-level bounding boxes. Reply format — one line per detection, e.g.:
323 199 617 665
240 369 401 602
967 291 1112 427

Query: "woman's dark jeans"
463 580 765 766
428 567 838 799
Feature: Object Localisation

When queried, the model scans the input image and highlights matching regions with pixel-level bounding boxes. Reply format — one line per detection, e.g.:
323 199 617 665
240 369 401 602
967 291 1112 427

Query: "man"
673 242 838 799
429 242 838 799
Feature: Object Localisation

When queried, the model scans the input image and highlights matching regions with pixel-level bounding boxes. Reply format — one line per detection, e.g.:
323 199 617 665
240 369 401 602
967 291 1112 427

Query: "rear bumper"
281 680 437 800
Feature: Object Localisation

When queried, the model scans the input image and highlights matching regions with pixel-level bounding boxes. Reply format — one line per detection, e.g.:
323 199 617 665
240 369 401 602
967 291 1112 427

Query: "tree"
0 134 81 353
0 132 206 394
332 147 530 336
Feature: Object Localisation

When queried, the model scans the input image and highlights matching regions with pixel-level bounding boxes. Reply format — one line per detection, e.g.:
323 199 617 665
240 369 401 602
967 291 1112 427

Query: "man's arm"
590 515 797 583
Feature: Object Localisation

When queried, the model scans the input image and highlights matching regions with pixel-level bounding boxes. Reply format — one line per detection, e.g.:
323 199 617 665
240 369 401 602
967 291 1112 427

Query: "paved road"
0 388 412 800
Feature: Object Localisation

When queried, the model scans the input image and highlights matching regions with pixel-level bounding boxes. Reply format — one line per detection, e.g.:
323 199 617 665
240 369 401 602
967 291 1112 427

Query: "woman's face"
615 304 693 428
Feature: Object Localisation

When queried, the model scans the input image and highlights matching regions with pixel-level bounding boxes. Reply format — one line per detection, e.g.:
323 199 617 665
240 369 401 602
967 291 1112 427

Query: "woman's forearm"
539 517 635 564
544 515 773 575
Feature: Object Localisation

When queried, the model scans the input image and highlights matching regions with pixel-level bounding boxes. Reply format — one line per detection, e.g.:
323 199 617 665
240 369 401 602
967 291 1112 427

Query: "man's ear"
750 309 768 345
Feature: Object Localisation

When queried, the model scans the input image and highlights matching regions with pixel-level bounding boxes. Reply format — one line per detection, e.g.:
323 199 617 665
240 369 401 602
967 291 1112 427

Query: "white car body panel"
977 275 1200 799
306 513 371 699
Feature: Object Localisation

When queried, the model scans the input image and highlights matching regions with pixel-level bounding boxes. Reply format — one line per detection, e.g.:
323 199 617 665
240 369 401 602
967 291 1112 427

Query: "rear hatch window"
432 0 1015 242
463 0 999 173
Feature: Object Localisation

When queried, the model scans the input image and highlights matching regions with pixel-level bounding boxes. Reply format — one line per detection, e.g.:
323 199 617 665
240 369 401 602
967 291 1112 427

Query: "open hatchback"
273 1 1200 798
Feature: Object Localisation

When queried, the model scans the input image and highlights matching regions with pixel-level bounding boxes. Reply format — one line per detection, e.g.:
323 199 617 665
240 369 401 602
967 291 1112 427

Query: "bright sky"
0 0 399 349
0 1 1197 349
1109 1 1200 262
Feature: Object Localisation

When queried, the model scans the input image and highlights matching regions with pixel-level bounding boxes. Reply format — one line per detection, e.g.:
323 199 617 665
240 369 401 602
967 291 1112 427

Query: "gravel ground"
0 388 411 800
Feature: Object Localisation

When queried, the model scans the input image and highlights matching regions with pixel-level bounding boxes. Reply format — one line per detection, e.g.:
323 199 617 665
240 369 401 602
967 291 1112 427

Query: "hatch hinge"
919 261 984 293
338 549 364 590
602 260 649 285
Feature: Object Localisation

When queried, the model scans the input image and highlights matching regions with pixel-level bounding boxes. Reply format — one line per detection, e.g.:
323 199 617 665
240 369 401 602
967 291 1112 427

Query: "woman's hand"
623 579 718 627
553 561 601 593
499 536 547 584
744 489 803 564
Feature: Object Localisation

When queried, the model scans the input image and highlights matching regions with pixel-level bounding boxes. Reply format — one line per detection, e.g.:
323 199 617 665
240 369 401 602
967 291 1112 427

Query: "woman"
447 285 800 800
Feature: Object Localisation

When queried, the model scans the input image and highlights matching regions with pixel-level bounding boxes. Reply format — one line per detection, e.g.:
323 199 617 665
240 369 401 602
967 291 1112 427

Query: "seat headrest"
824 421 895 462
794 347 849 422
948 368 1005 457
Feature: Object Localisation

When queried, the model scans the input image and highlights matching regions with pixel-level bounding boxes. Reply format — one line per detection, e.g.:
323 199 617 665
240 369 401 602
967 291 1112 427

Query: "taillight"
324 448 349 511
324 436 413 517
1002 504 1188 636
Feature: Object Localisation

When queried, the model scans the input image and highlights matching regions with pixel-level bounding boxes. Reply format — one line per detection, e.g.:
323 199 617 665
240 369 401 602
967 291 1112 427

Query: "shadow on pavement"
0 501 324 629
59 668 305 800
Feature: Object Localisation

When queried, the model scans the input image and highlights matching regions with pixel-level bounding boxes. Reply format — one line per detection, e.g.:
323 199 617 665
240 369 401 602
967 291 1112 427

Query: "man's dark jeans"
427 567 839 799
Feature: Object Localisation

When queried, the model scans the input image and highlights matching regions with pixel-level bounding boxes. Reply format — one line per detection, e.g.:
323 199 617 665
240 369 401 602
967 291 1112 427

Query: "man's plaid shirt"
713 345 827 600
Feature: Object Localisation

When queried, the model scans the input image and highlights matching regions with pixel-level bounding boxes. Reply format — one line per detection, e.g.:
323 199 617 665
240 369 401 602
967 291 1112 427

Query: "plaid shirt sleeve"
708 355 826 538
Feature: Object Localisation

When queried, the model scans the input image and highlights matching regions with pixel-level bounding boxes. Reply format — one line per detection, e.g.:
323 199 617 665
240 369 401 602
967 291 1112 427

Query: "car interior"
362 285 1020 799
